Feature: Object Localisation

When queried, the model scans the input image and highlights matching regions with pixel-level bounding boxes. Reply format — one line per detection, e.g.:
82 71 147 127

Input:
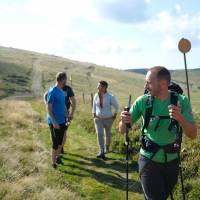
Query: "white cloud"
141 11 173 33
144 0 151 4
175 4 181 13
0 0 98 54
140 7 200 51
24 0 100 23
63 36 142 68
161 35 176 51
83 37 141 54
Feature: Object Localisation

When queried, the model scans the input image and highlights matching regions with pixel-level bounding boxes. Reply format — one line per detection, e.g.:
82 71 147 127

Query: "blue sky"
0 0 199 69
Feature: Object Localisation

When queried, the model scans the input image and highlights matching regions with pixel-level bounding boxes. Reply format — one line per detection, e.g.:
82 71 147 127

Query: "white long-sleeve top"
92 92 119 118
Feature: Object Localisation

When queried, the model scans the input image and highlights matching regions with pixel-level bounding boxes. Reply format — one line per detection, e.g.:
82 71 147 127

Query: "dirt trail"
31 59 42 97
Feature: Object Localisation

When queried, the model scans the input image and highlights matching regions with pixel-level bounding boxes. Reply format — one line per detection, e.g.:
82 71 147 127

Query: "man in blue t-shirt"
44 84 76 155
47 72 67 169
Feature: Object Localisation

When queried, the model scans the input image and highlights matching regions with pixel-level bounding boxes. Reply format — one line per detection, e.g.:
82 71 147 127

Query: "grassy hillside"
170 69 200 110
0 46 145 104
126 68 148 75
0 46 200 200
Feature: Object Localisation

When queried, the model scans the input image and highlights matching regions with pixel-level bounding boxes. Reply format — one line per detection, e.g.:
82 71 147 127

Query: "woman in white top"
92 80 119 159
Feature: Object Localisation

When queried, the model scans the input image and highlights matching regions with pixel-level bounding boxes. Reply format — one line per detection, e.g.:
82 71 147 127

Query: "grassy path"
0 98 144 200
57 121 143 200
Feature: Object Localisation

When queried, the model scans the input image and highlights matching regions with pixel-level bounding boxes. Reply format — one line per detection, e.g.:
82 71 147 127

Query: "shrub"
110 123 141 155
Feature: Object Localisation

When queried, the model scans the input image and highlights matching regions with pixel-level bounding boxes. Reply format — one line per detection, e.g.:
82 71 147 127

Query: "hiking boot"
96 150 106 159
61 147 64 154
56 157 64 165
52 163 57 170
104 145 110 154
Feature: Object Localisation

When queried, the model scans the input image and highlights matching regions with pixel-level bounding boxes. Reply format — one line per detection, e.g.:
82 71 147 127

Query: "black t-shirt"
62 85 75 110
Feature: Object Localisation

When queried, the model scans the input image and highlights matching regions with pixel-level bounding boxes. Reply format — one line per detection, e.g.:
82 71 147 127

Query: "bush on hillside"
110 121 141 155
78 116 96 134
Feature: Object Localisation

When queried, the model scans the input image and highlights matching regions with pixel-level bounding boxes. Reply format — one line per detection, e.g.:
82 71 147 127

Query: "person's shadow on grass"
60 153 143 193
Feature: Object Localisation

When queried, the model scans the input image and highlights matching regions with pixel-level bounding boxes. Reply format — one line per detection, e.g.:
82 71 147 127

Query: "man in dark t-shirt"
62 85 76 153
62 85 75 112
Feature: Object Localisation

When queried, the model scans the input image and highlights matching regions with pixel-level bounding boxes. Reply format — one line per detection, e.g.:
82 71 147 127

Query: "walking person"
119 66 197 200
93 80 119 159
46 72 67 169
44 79 76 155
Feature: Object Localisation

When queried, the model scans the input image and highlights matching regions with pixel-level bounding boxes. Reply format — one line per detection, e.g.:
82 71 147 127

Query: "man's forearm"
70 105 76 116
179 116 197 139
70 97 76 116
47 106 57 126
49 112 57 125
119 121 126 134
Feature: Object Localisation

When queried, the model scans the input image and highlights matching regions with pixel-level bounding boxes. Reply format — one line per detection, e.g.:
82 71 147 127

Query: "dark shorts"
49 123 66 150
138 155 179 200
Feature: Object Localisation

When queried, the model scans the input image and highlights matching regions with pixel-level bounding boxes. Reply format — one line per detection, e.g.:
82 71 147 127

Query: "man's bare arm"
69 96 76 120
47 103 60 129
179 117 197 139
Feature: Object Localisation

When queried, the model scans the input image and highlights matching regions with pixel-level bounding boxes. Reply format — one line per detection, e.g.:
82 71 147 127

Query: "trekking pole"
124 95 132 200
178 38 192 200
175 128 186 200
178 38 192 102
178 154 186 200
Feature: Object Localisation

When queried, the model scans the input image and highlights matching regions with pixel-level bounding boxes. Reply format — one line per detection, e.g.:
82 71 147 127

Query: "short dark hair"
99 80 108 88
56 72 67 82
149 66 171 85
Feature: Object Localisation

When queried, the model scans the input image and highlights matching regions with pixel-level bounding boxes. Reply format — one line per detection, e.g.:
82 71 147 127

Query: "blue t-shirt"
47 86 66 125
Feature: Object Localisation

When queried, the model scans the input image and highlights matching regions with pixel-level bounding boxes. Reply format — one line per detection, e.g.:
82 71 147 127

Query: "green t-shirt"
130 93 194 163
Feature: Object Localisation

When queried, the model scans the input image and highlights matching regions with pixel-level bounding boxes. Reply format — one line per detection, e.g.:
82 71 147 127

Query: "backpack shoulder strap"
142 95 154 134
168 91 182 134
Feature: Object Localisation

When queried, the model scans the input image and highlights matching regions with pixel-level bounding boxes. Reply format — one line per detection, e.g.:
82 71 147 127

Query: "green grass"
0 61 32 98
0 99 144 200
0 46 200 199
0 98 199 200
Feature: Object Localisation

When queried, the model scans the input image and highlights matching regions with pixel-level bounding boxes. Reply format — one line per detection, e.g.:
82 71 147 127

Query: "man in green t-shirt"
119 66 197 200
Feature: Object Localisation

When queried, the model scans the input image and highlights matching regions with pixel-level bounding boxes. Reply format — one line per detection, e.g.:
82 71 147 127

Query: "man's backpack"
142 82 184 162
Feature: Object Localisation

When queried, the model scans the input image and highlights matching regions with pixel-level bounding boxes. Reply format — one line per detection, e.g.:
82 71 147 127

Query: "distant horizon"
1 45 199 71
124 66 200 70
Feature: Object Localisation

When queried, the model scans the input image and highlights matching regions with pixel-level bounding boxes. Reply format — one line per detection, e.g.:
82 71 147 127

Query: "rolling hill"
0 46 146 104
0 46 200 200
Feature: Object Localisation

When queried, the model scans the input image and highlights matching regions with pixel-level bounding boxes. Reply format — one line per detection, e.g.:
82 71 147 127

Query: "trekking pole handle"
124 94 132 129
124 106 131 129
